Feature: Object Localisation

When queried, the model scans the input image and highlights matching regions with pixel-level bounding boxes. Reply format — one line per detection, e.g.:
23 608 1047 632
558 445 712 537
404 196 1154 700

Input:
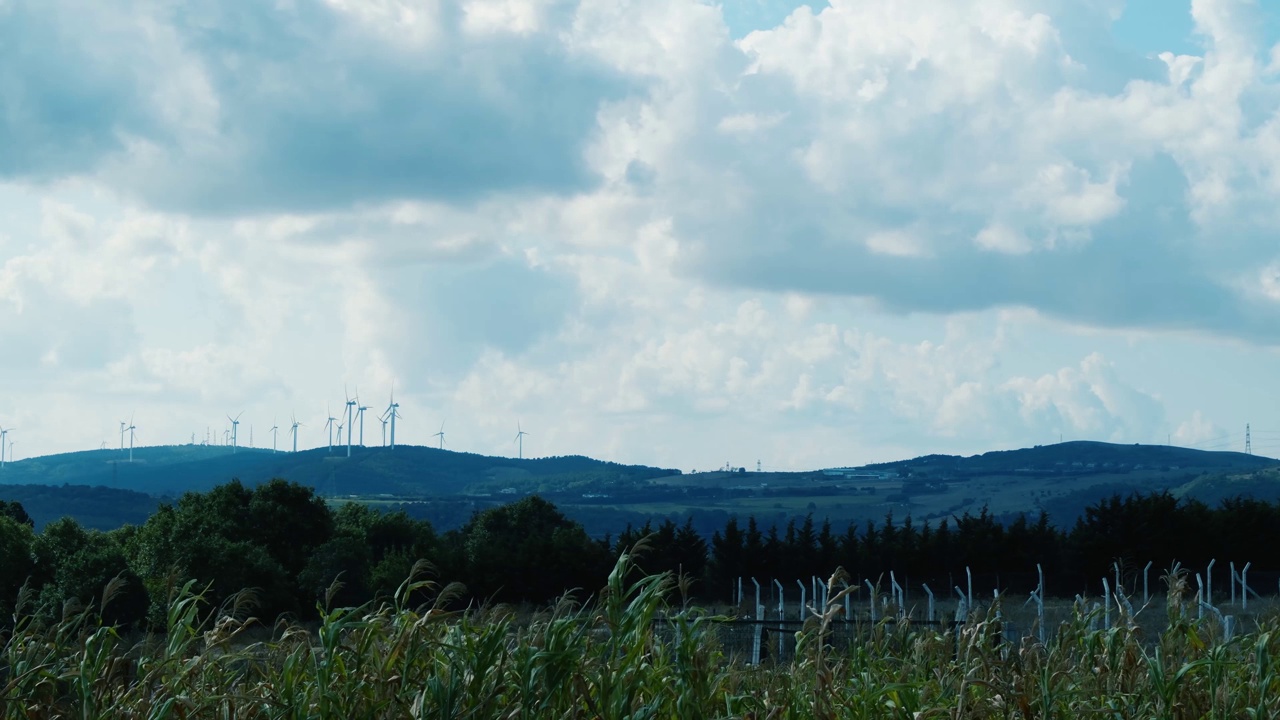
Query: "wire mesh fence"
672 566 1280 664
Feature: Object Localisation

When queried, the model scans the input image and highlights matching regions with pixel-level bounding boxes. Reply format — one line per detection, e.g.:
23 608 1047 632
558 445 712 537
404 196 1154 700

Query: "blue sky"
2 0 1280 468
720 0 1261 54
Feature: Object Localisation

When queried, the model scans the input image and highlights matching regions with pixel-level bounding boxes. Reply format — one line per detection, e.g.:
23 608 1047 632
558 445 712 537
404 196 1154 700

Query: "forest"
2 479 1279 628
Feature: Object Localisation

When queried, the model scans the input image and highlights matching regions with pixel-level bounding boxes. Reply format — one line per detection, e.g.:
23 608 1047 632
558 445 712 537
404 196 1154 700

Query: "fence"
686 560 1274 664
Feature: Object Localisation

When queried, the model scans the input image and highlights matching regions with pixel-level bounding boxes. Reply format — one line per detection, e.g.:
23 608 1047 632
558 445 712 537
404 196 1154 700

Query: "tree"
127 479 335 620
302 503 438 606
1 500 32 527
0 516 35 618
707 517 745 600
31 517 148 625
458 496 610 604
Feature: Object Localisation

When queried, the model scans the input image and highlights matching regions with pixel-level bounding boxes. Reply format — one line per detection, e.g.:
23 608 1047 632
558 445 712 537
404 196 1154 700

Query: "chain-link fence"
663 590 1280 664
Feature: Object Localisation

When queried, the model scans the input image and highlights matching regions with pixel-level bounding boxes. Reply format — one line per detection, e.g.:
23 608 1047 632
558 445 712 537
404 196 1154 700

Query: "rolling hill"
0 444 679 497
1 440 1277 536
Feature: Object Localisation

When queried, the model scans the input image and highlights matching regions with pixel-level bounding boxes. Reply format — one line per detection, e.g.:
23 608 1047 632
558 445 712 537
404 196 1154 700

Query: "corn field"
4 551 1280 719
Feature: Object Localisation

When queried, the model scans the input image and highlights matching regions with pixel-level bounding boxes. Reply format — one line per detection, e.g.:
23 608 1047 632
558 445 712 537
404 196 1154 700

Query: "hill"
859 441 1273 477
0 444 680 497
2 440 1278 537
0 484 163 530
837 441 1278 526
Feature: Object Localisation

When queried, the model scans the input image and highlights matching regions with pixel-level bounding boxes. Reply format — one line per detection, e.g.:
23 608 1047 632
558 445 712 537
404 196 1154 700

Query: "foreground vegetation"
4 549 1280 719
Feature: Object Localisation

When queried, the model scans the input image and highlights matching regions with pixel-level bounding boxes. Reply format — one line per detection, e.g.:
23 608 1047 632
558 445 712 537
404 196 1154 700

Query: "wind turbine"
127 418 137 463
433 421 445 450
270 419 279 454
119 421 127 454
381 391 401 449
514 422 529 460
0 426 9 468
290 414 302 453
323 404 337 453
356 393 369 447
345 387 356 457
379 416 388 446
227 412 243 453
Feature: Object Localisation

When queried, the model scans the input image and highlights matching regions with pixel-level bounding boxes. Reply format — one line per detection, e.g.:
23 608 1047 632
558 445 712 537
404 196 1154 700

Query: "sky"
3 0 1280 470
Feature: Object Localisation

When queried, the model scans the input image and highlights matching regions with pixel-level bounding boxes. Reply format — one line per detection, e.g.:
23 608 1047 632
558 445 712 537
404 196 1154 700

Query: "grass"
3 556 1280 719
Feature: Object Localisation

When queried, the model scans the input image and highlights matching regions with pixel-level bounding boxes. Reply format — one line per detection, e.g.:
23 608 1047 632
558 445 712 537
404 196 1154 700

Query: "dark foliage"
6 483 1280 630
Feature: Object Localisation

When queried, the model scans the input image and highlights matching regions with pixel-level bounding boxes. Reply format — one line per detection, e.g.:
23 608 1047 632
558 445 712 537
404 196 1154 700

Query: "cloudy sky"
2 0 1280 470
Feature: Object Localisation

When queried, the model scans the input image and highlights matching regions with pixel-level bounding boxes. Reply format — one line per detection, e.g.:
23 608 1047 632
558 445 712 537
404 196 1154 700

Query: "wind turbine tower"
127 420 137 463
323 405 337 453
270 421 279 454
119 421 127 454
345 391 356 457
357 398 369 447
514 422 529 460
433 422 445 450
228 412 243 453
0 427 9 468
382 393 401 449
290 414 302 453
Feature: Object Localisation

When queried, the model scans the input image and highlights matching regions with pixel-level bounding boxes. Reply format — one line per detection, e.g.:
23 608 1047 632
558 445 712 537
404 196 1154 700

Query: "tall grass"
3 558 1280 719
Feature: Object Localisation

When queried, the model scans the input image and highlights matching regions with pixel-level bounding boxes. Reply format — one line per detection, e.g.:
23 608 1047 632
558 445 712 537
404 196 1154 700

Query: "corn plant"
3 556 1280 719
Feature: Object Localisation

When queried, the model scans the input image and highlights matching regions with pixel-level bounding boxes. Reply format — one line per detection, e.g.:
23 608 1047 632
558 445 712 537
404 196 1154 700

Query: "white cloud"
0 0 1278 471
975 222 1033 254
1174 409 1225 446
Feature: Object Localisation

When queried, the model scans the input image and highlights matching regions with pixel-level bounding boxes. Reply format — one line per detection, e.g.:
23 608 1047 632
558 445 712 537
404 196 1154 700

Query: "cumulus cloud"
1 0 1278 467
1173 409 1226 446
1 0 626 213
574 0 1280 342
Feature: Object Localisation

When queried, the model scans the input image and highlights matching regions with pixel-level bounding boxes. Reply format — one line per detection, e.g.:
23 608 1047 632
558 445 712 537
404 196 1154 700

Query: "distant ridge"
0 444 680 497
4 440 1280 537
855 441 1274 475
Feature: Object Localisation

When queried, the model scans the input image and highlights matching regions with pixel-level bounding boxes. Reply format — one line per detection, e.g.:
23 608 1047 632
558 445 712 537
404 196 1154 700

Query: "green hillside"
861 440 1273 476
0 444 680 497
1 440 1277 536
0 484 161 530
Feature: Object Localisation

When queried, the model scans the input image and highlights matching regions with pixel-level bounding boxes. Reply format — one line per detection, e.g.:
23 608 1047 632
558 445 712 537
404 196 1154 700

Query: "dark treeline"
2 481 1279 629
690 493 1280 599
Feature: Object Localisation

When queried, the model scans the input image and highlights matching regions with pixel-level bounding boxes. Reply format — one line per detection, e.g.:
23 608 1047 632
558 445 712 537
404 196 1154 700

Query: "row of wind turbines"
213 388 535 459
4 389 535 466
316 388 404 456
123 386 531 459
209 388 409 457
